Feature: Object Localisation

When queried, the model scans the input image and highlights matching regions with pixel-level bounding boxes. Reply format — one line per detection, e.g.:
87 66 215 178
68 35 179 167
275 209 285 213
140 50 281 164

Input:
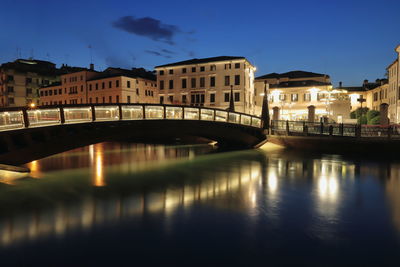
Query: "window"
200 77 205 87
127 95 131 103
182 95 187 103
26 77 32 84
109 96 112 103
116 80 120 87
169 69 173 74
102 82 105 89
54 89 57 95
234 75 240 85
235 63 240 69
304 93 311 101
136 88 139 95
160 96 164 104
95 83 98 90
89 84 92 91
224 93 230 102
210 77 215 87
102 96 105 103
59 89 62 94
200 66 205 72
224 64 231 70
210 93 215 103
81 85 83 92
169 80 174 89
182 68 187 74
291 93 298 102
373 92 378 101
40 91 44 97
8 97 14 104
26 88 32 95
191 78 196 88
279 94 286 101
116 95 119 103
7 86 14 92
182 78 187 89
169 96 173 103
210 65 216 71
109 81 112 88
7 75 13 81
224 76 230 86
160 80 164 90
191 67 196 72
127 81 131 88
234 92 240 101
159 70 164 75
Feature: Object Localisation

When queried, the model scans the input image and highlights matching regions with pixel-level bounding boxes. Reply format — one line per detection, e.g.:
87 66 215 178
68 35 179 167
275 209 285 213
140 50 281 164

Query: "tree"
350 107 369 122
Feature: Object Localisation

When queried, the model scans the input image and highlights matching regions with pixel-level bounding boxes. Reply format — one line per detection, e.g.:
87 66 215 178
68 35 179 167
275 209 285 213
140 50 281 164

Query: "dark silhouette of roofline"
155 56 249 68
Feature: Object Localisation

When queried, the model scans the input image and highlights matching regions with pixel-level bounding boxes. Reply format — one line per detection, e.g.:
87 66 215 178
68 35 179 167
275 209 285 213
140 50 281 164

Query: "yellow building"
0 59 61 107
255 71 349 122
39 67 157 105
387 45 400 123
155 56 256 114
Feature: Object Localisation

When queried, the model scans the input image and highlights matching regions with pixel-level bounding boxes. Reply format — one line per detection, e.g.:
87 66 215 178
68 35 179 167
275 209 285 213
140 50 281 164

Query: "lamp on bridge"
261 81 270 130
29 102 36 109
228 85 235 112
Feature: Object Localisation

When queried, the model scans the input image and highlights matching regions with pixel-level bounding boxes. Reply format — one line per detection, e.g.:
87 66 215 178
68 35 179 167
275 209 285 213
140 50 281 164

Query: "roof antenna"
88 45 93 64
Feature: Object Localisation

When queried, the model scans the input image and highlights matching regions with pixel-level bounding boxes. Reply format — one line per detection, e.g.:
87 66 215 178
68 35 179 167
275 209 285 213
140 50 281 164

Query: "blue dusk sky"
1 0 399 86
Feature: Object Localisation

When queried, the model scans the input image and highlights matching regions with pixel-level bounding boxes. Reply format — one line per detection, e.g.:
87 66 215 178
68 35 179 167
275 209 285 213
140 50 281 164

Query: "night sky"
1 0 399 86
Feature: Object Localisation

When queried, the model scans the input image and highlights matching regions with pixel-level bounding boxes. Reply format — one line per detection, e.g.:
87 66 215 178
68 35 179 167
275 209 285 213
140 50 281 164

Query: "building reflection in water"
3 144 400 249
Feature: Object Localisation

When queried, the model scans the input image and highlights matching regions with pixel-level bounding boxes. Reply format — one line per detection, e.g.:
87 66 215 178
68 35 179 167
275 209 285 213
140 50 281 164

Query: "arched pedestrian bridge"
0 104 267 165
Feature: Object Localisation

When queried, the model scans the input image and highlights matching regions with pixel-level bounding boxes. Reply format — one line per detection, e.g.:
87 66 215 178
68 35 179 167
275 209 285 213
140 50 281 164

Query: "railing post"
59 107 65 124
163 105 166 119
142 105 146 119
91 105 96 121
320 121 324 135
329 125 333 136
182 107 185 120
22 109 30 128
355 124 361 138
303 121 308 136
286 120 289 135
388 125 392 139
213 110 216 121
340 123 344 136
118 104 123 120
198 108 201 120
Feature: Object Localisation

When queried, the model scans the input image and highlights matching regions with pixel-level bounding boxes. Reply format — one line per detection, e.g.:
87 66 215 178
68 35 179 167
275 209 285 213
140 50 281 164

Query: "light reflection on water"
1 143 400 264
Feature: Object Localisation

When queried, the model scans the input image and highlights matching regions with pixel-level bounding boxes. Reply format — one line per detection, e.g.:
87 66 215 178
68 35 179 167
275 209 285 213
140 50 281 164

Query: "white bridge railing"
0 104 262 132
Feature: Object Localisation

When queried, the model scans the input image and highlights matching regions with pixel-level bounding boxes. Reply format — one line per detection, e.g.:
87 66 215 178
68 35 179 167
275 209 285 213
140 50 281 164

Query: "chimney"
90 63 94 70
339 81 342 88
363 79 368 86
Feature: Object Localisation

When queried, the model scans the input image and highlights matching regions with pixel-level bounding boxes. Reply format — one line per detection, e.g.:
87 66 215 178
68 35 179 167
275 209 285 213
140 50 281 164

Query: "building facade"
387 45 400 123
39 67 157 105
254 71 349 122
0 59 61 107
155 56 256 114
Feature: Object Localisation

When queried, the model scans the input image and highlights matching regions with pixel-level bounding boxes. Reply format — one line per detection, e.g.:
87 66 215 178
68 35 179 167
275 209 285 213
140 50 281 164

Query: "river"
0 142 399 266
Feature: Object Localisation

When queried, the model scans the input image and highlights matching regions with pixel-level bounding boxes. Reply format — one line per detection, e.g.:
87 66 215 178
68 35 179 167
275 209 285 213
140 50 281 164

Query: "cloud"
161 48 175 54
112 16 181 45
145 50 171 58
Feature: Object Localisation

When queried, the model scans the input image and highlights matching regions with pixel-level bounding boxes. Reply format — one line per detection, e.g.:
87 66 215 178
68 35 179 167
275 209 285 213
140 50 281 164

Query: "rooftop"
87 67 156 81
155 56 247 68
269 80 332 89
256 70 329 80
0 59 58 76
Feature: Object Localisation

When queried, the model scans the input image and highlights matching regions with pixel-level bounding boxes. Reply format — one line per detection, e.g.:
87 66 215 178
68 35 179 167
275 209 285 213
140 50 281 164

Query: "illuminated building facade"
0 59 61 107
155 56 257 114
387 45 400 123
255 71 349 122
39 67 157 105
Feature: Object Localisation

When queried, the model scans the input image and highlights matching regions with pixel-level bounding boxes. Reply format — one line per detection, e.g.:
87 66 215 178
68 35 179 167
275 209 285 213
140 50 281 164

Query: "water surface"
0 142 399 266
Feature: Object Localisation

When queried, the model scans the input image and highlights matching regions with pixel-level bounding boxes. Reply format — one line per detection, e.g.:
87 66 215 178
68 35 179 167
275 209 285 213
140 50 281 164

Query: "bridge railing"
271 120 400 139
0 104 262 132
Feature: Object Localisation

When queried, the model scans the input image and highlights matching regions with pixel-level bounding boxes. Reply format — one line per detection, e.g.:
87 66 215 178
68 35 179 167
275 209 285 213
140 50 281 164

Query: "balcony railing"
0 104 262 132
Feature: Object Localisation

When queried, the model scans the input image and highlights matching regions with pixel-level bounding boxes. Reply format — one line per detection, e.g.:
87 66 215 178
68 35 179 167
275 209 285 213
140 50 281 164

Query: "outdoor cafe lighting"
29 103 36 108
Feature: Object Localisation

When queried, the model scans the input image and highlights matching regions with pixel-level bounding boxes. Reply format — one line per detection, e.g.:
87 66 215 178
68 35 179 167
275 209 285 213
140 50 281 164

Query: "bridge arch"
0 104 266 165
